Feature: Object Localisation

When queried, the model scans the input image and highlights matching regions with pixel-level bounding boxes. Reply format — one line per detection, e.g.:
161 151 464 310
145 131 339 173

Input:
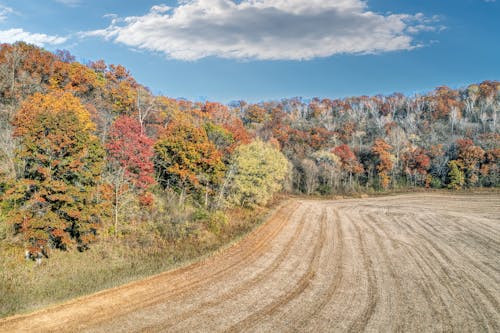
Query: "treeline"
232 82 499 194
0 42 498 259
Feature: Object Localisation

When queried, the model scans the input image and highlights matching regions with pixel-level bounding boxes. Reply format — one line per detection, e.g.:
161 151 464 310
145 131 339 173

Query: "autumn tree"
244 104 268 125
332 144 363 189
456 139 485 186
480 147 500 186
402 146 431 186
154 117 225 205
204 121 235 159
371 139 394 189
226 139 289 207
5 92 106 257
202 101 251 150
0 42 57 107
431 86 462 120
447 160 465 189
106 115 154 234
104 64 138 114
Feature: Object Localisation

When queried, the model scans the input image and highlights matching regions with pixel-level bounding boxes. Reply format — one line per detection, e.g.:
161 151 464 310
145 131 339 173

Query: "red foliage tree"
403 146 431 186
106 116 155 233
332 144 364 188
107 115 155 189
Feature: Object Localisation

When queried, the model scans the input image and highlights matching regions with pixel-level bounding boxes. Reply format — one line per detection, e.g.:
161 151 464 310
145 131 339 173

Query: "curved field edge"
1 193 499 332
0 200 285 319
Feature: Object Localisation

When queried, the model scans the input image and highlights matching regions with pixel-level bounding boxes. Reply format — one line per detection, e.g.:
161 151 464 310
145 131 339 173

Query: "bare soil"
1 193 499 332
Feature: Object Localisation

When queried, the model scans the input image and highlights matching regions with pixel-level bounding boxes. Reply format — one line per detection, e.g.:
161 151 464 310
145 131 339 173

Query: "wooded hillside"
0 42 498 259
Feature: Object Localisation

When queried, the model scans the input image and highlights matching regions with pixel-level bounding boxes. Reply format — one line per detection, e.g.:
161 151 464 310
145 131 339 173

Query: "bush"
207 211 229 235
430 176 443 189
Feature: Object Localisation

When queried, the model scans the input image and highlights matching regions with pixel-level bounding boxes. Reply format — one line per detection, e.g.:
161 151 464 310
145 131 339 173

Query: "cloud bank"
0 28 67 46
85 0 439 61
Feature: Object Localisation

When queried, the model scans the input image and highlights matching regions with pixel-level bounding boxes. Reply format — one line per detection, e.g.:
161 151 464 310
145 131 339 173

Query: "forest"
0 42 499 262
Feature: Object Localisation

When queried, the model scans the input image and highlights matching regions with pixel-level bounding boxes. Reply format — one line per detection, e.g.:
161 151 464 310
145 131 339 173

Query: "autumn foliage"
106 115 154 190
154 116 226 201
0 42 498 260
5 92 105 255
371 139 394 189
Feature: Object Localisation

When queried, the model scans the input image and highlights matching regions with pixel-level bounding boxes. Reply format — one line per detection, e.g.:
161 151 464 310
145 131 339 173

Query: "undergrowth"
0 201 272 318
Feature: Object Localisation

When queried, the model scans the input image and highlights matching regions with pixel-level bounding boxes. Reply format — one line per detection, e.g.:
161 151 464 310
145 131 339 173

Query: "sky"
0 0 499 102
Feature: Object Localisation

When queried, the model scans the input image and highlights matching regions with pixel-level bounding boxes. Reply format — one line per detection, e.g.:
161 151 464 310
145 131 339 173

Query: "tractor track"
1 193 499 332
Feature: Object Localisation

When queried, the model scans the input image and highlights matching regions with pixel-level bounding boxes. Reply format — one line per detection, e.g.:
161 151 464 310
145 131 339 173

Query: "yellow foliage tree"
227 139 290 207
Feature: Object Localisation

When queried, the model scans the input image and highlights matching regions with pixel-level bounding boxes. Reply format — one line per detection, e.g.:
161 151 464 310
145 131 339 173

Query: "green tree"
227 139 289 207
5 92 106 257
447 160 465 190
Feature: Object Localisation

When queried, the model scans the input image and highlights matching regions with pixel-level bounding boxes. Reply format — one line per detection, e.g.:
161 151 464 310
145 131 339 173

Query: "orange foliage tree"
371 139 394 189
154 116 226 205
456 139 485 186
402 146 431 186
332 144 364 189
4 92 106 256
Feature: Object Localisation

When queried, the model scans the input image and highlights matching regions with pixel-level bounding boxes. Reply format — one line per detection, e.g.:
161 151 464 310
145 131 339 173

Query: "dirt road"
1 194 499 332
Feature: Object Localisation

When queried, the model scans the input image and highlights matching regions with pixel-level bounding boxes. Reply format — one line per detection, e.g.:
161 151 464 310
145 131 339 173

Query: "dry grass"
0 203 272 318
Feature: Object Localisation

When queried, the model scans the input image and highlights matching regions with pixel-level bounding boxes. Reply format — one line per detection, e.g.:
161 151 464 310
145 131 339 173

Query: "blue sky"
0 0 499 102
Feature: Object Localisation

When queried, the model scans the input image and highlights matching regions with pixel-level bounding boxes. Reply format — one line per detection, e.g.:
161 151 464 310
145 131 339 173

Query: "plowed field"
1 194 499 332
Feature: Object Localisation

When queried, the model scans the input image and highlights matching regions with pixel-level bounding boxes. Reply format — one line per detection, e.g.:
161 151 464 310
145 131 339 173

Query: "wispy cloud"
0 28 67 46
54 0 81 7
0 4 15 22
83 0 440 61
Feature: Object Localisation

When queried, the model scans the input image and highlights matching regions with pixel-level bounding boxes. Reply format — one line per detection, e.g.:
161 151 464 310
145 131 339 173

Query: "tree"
402 146 431 186
106 115 154 234
203 121 235 158
300 158 319 195
332 144 363 189
447 160 465 190
311 150 341 194
0 117 17 183
431 86 462 120
227 139 289 207
154 117 225 205
456 139 485 186
5 92 106 256
104 64 138 114
372 139 394 189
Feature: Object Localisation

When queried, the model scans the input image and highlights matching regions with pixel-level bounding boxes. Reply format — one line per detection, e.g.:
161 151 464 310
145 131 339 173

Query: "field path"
1 194 499 332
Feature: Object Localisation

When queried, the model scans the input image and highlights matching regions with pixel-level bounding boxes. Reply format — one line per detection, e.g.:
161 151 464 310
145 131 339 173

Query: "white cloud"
103 13 118 19
0 4 14 22
83 0 439 61
0 28 67 46
54 0 81 7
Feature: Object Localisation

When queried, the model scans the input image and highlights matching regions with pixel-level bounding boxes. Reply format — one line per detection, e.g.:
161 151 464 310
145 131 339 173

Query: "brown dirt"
1 193 499 332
